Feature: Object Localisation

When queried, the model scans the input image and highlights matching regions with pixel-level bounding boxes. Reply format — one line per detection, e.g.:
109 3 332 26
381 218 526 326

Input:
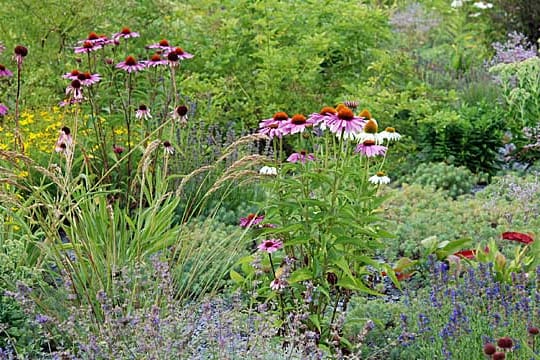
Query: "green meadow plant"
232 106 401 351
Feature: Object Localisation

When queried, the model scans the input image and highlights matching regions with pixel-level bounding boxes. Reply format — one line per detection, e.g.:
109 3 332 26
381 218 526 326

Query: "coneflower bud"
483 343 496 356
14 45 28 57
364 119 378 134
70 79 81 89
343 100 359 110
528 326 540 335
167 52 179 62
61 126 71 135
492 352 505 360
176 105 188 117
497 336 513 350
359 109 372 119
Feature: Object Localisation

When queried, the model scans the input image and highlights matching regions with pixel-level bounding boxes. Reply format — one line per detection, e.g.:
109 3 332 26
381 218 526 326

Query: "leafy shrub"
403 162 477 198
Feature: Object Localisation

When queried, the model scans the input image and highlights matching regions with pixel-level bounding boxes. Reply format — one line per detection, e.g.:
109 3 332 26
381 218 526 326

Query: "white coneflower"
259 166 277 175
379 127 402 142
369 171 391 185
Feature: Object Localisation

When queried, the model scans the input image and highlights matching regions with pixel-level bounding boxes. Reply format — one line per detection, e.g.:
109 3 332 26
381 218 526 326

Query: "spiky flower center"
70 69 80 76
62 126 71 135
83 72 92 79
300 150 307 156
176 105 188 116
14 45 28 57
139 104 147 111
385 127 395 133
359 109 372 119
174 47 184 55
121 27 132 35
88 32 99 40
364 119 378 134
159 39 170 47
163 141 172 147
291 114 307 125
376 171 385 177
167 52 179 62
125 56 137 66
273 112 289 121
363 139 376 146
337 108 354 121
70 80 81 89
319 106 336 115
0 64 5 71
151 54 161 61
83 41 94 49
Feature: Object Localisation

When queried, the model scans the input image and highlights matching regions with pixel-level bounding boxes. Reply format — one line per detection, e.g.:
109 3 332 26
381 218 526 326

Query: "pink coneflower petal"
74 41 102 54
0 103 8 116
166 47 194 60
326 106 365 139
0 64 13 78
239 213 265 228
77 71 101 86
270 278 287 291
502 231 534 245
63 69 81 80
163 140 175 155
258 112 290 139
355 140 387 157
257 239 283 253
145 53 168 68
116 56 145 73
287 150 315 163
282 114 315 135
55 127 73 153
113 27 140 40
65 79 83 100
136 104 152 120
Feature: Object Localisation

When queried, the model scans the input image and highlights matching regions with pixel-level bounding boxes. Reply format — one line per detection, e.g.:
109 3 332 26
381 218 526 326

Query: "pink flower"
13 45 28 66
270 278 287 291
145 53 168 68
113 145 125 154
0 103 8 116
65 80 83 100
74 41 102 54
163 141 175 155
116 56 145 73
113 27 140 40
77 71 101 86
502 232 534 245
55 127 73 153
146 39 174 51
0 64 13 78
257 239 283 253
239 213 265 228
63 69 81 80
287 150 315 163
165 47 194 60
326 106 365 139
136 104 152 120
282 114 315 135
258 112 290 139
307 106 337 129
355 140 387 157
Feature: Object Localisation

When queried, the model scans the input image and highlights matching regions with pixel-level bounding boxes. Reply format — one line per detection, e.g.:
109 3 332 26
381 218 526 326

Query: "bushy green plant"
403 162 477 198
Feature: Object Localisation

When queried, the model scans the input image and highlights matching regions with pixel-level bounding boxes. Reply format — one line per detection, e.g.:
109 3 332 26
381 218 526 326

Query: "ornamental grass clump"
232 104 402 352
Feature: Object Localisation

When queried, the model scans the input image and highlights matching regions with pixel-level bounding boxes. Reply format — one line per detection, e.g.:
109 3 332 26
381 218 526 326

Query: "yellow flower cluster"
0 107 63 156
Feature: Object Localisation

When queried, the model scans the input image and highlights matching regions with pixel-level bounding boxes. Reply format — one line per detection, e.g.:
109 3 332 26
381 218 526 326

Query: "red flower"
502 232 534 245
454 249 477 259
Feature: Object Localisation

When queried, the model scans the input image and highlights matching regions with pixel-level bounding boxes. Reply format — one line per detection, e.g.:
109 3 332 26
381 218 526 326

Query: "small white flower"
369 172 391 185
473 1 493 9
379 127 402 142
259 166 277 176
451 0 463 8
355 132 384 144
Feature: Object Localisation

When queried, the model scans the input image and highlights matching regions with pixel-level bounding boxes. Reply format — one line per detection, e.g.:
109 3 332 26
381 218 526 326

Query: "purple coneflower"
166 47 194 60
145 53 168 68
282 114 314 135
287 150 315 163
77 71 101 86
0 103 8 116
327 106 365 139
355 139 387 157
113 145 125 155
172 105 188 124
163 141 175 155
63 69 81 80
74 40 102 54
239 213 265 228
0 64 13 77
13 45 28 65
147 39 174 51
136 104 152 120
369 171 391 185
258 111 290 139
116 56 145 73
258 239 283 253
55 127 73 153
78 32 111 46
308 106 337 129
113 27 140 40
65 79 83 100
270 278 287 291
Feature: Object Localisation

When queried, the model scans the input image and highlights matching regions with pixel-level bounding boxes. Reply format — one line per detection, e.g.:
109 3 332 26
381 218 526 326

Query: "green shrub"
403 162 477 198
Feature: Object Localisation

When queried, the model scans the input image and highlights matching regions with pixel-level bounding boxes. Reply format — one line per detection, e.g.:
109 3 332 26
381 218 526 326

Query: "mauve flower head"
163 140 175 155
0 64 13 77
239 213 265 228
145 53 168 68
74 40 102 54
287 150 315 164
493 352 505 360
113 145 125 154
326 106 366 139
77 71 101 86
116 55 145 73
0 103 8 116
257 239 283 253
13 45 28 65
308 106 337 129
259 111 290 139
136 104 152 120
147 39 174 51
270 278 287 291
529 326 540 335
483 342 496 355
113 27 140 40
355 139 387 157
172 105 188 124
66 79 83 100
167 46 194 60
497 336 513 349
282 114 316 135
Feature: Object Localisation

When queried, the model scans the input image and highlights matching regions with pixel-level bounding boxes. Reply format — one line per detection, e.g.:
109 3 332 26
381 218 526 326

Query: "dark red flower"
528 326 540 335
502 232 534 245
493 352 505 360
497 336 513 349
483 343 496 355
454 249 477 259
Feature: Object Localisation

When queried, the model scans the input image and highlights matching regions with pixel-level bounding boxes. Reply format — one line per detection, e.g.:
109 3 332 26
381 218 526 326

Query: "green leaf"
288 268 313 284
229 269 244 283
